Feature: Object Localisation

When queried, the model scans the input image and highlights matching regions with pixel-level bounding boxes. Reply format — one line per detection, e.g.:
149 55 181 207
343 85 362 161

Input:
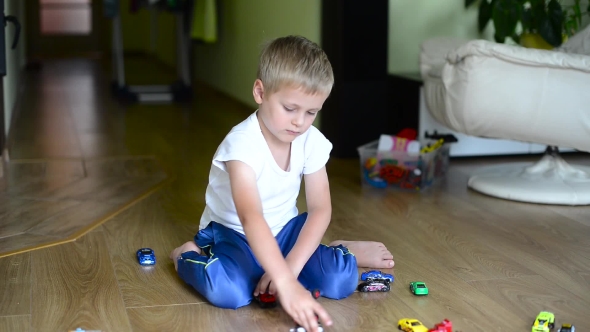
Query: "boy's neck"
256 111 290 151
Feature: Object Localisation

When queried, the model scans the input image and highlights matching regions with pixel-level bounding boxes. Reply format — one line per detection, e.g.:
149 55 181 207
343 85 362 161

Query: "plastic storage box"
357 139 450 190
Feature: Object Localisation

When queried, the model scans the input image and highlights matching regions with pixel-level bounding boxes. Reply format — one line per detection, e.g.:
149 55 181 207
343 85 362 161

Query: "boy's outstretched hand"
254 272 276 297
274 277 332 332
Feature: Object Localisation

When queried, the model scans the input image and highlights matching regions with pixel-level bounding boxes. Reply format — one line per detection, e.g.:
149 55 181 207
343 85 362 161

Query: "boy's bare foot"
169 241 201 271
329 240 394 269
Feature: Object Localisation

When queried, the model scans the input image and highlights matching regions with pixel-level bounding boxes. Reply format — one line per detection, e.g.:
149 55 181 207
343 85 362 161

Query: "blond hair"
257 35 334 96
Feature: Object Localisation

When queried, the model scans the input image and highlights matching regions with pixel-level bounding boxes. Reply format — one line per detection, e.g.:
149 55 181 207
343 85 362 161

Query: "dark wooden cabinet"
320 0 392 158
0 0 6 157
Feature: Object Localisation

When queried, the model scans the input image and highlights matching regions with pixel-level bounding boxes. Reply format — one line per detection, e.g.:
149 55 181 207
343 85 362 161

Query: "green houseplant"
465 0 590 48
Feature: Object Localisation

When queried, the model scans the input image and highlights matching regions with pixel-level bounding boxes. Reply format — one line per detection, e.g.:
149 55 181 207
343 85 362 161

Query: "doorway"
26 0 106 59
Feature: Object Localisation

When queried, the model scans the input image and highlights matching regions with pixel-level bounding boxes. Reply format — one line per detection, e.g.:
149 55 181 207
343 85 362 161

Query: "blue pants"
176 213 358 309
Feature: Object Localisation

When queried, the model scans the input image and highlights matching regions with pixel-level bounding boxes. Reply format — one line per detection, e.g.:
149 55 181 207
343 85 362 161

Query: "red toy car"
428 319 452 332
311 289 320 299
255 293 277 309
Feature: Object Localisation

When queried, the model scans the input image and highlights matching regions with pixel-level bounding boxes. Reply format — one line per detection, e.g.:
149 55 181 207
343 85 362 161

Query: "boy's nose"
292 113 305 127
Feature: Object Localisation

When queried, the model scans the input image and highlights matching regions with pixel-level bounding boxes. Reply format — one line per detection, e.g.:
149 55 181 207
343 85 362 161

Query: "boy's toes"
371 258 394 269
382 251 393 260
386 259 395 268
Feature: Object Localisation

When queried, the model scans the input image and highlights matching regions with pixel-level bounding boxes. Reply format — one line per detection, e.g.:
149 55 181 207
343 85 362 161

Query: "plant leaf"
478 0 493 32
492 0 520 43
494 33 506 43
539 18 561 46
465 0 478 8
521 8 533 32
548 0 564 24
530 1 547 33
540 0 563 46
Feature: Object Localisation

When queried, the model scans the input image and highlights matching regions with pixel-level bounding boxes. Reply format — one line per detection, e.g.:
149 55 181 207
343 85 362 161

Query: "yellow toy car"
397 318 429 332
532 311 555 332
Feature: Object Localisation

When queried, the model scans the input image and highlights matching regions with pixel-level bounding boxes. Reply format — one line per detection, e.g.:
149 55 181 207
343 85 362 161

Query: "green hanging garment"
191 0 218 43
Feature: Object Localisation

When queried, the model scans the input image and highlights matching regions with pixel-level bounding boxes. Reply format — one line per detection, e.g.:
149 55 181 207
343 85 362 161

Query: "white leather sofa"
419 26 590 205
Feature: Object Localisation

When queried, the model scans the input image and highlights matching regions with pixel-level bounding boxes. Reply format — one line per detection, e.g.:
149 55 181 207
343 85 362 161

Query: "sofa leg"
467 146 590 205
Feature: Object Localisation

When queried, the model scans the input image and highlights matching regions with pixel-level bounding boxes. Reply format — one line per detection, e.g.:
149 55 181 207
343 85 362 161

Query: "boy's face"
253 79 328 145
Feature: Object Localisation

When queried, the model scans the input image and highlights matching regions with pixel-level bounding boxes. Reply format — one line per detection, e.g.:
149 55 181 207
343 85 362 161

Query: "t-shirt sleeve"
212 131 263 174
303 126 333 175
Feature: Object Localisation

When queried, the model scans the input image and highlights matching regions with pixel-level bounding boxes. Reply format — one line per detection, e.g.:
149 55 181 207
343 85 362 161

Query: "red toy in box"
428 319 452 332
396 128 417 140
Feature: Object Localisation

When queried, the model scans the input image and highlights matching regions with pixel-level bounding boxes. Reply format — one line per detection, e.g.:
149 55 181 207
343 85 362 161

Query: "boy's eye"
283 106 294 112
307 111 317 116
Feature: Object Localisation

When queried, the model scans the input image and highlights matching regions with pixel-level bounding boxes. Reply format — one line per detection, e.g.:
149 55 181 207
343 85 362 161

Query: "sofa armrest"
557 24 590 56
447 39 590 73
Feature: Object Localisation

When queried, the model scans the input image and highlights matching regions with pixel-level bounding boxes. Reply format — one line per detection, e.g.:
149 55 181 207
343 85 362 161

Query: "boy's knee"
318 265 358 299
197 276 254 309
206 288 252 309
177 258 255 309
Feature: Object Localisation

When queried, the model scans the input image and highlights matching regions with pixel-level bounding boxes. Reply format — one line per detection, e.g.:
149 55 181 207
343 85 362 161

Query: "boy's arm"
226 160 332 332
285 166 332 276
226 160 294 285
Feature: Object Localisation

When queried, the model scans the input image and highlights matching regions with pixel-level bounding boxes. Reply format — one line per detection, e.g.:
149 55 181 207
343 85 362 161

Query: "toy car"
254 293 277 309
409 281 428 295
397 318 429 332
532 311 555 332
310 289 321 299
558 324 575 332
289 323 323 332
358 278 390 292
361 270 394 282
136 248 156 265
290 292 323 332
429 319 453 332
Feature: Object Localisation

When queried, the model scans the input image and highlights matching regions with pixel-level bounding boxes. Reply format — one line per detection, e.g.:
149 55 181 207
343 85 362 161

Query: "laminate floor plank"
27 200 120 238
468 275 590 330
0 176 82 198
0 198 80 238
0 253 31 316
0 315 30 332
326 217 524 331
0 233 62 256
101 188 206 308
18 175 166 205
30 232 132 332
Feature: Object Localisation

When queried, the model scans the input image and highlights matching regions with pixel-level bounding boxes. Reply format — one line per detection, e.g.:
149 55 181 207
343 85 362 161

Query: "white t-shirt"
199 111 333 236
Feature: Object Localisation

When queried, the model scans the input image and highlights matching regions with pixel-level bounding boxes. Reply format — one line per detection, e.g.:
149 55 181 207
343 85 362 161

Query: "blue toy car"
136 248 156 265
361 270 394 282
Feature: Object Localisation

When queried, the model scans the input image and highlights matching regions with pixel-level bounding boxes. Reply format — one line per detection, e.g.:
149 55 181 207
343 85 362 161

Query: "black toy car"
558 324 575 332
357 278 391 292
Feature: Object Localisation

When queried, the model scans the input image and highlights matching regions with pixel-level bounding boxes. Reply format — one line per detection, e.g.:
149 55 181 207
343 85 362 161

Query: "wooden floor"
1 59 589 332
0 58 170 257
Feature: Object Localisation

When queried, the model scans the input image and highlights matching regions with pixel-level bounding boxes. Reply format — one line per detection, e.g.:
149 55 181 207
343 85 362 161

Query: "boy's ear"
253 79 265 104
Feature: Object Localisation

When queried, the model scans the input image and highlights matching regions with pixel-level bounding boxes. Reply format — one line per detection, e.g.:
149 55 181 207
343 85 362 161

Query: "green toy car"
532 311 555 332
409 282 428 296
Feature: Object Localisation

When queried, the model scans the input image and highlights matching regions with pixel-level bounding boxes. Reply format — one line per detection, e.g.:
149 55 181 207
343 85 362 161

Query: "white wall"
388 0 590 74
193 0 494 102
192 0 321 108
192 0 588 102
388 0 494 74
3 0 26 136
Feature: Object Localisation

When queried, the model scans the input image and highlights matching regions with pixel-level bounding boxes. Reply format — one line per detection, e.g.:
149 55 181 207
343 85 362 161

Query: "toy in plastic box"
357 139 450 190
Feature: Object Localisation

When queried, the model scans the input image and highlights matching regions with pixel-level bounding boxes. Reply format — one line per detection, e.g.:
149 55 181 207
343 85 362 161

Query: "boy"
170 35 394 332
